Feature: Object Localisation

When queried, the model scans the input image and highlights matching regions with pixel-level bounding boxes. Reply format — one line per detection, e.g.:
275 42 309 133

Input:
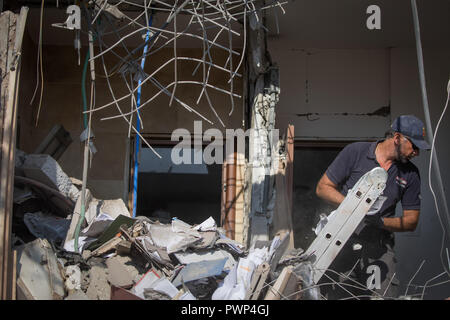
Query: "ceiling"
265 0 450 49
14 0 450 49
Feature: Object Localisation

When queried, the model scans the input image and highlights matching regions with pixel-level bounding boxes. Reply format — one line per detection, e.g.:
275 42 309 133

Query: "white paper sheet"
63 236 97 253
133 269 160 299
193 216 217 232
81 212 114 238
151 278 179 298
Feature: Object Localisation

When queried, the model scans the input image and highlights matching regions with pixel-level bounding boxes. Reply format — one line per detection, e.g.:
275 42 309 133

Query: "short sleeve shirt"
326 141 421 218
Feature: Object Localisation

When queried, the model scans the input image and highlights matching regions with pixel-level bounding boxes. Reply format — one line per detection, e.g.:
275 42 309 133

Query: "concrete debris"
86 265 110 300
13 186 34 204
100 199 131 220
264 266 301 300
116 240 132 256
106 256 134 288
64 265 81 292
16 238 65 300
12 150 312 300
22 154 80 202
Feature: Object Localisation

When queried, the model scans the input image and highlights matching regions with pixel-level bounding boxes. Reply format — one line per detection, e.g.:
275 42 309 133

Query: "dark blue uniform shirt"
326 141 421 218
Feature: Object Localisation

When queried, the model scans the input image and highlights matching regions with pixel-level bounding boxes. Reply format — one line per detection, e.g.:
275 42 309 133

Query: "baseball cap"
391 115 430 150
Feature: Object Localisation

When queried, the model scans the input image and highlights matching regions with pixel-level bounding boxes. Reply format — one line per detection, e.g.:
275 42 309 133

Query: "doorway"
134 144 222 226
292 144 347 250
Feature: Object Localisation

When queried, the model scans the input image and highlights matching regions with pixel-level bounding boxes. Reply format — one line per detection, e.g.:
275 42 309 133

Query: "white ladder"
305 167 388 284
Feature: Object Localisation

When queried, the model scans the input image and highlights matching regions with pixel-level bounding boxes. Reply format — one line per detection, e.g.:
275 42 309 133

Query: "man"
315 115 430 299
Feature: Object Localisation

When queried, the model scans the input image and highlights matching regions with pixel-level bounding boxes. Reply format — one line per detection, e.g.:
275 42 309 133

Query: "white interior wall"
273 47 391 139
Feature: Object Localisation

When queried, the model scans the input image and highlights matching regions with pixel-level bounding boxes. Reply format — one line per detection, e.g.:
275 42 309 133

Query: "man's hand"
364 215 385 229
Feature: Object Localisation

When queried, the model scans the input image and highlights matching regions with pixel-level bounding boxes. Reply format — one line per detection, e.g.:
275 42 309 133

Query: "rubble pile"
12 150 315 300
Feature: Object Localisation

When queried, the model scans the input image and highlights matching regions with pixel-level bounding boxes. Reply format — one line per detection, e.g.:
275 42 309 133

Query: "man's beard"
395 143 409 164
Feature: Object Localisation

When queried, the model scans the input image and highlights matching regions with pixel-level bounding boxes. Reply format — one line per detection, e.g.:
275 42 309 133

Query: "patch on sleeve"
395 176 407 188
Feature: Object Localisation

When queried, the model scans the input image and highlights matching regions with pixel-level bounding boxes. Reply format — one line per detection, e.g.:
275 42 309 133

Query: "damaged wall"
17 9 244 202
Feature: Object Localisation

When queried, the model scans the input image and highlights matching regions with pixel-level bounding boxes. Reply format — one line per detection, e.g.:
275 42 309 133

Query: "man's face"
395 134 420 163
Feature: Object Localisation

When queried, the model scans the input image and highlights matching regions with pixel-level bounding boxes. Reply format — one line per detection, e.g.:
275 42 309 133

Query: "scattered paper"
81 212 114 238
212 247 269 300
212 263 237 300
193 216 217 232
133 269 160 299
151 277 179 298
174 249 236 271
172 218 201 237
216 232 244 254
63 236 97 253
171 258 227 287
149 223 201 254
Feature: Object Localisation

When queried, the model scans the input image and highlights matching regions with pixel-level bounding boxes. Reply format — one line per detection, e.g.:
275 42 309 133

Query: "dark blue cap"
391 115 430 150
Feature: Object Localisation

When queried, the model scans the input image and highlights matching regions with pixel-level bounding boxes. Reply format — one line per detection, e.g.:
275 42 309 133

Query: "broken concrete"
16 238 65 300
86 265 110 300
22 154 80 202
100 199 131 219
106 256 134 288
64 265 81 292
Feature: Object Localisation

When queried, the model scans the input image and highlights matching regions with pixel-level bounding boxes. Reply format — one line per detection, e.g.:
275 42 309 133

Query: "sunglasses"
403 136 419 152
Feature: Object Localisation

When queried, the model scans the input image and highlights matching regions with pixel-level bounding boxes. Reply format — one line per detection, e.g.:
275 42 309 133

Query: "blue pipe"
132 15 153 218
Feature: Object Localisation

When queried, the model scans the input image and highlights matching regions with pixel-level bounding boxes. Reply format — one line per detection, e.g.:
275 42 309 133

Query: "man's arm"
316 173 345 207
382 209 419 232
317 173 420 232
